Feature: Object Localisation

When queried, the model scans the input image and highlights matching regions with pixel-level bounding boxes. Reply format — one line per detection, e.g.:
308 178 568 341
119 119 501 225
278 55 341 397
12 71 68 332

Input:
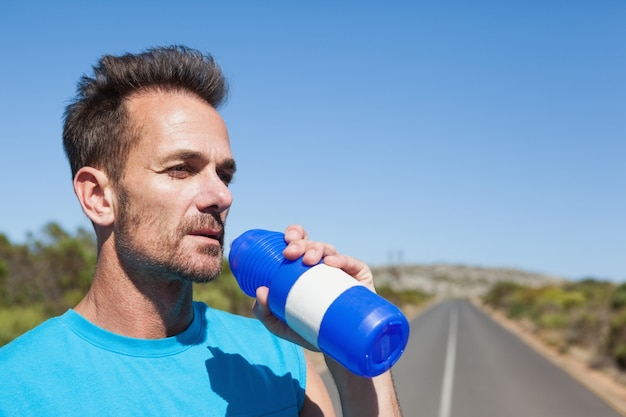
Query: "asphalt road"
323 299 622 417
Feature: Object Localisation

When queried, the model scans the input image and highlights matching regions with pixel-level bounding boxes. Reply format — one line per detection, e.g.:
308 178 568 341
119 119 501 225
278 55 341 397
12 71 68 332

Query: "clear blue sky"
0 1 624 281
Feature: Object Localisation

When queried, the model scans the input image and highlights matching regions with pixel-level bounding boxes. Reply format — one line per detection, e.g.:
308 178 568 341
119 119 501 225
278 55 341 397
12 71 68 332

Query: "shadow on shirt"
205 346 318 416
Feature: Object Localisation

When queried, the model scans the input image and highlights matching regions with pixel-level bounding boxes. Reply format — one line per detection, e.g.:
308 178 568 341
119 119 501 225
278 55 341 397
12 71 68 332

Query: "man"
0 46 401 416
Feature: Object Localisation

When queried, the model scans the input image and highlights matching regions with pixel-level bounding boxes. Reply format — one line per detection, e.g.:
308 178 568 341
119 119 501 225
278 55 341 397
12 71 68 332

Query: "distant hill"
371 263 564 297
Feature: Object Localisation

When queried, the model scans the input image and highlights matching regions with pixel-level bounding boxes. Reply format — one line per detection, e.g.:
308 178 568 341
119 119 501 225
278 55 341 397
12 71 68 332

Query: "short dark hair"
63 45 228 184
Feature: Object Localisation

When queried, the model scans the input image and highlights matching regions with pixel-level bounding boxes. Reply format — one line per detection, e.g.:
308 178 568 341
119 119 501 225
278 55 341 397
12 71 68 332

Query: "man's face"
113 91 236 283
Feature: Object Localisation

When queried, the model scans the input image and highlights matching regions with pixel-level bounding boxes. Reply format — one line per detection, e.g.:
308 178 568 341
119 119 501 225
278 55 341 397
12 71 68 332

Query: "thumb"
252 286 319 352
252 286 273 322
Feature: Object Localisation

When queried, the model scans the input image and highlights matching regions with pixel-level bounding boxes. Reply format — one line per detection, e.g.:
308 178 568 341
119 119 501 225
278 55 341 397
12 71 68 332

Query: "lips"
189 229 223 242
182 215 225 244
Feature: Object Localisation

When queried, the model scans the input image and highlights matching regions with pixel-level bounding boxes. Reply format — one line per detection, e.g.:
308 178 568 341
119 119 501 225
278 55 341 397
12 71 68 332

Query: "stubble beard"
114 187 224 284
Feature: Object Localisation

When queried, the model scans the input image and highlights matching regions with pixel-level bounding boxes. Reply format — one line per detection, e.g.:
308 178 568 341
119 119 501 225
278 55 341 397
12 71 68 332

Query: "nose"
196 171 233 214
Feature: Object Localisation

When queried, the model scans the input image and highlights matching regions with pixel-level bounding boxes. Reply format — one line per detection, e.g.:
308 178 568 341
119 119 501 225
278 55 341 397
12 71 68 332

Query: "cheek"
119 179 193 231
135 182 182 212
122 194 173 233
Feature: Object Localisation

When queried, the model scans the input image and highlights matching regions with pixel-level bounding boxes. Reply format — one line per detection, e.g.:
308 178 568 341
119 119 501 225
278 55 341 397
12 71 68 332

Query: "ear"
73 167 115 227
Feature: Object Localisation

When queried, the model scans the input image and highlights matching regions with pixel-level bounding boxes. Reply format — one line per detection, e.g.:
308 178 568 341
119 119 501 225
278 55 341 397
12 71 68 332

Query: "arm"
253 225 402 417
325 357 401 417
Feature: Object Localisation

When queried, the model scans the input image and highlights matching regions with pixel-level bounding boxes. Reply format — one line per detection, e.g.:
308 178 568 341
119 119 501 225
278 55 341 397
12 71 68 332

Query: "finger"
282 239 309 260
284 240 324 263
284 240 338 265
283 224 307 242
253 286 286 330
252 286 271 321
300 241 326 265
323 253 364 274
324 254 375 289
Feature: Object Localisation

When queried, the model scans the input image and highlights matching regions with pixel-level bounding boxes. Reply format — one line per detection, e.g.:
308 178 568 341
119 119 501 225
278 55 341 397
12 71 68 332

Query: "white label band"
284 263 360 348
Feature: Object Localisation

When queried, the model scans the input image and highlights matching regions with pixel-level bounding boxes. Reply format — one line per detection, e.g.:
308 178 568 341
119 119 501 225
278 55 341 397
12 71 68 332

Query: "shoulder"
0 314 75 407
0 314 69 366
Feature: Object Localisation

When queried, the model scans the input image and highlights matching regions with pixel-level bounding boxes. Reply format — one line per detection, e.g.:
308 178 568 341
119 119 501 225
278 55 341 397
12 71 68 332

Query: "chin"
191 258 223 281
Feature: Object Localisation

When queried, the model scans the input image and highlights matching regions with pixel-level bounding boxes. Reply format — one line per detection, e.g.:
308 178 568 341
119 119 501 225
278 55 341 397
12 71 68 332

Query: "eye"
217 170 234 186
167 164 193 179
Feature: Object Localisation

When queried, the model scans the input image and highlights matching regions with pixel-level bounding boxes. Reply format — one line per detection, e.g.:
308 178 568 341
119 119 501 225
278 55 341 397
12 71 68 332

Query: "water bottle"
228 229 410 377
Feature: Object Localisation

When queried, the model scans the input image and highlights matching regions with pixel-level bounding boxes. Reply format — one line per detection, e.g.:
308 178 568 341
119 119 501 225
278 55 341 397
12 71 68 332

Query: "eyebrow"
219 158 237 173
160 150 237 171
161 150 204 163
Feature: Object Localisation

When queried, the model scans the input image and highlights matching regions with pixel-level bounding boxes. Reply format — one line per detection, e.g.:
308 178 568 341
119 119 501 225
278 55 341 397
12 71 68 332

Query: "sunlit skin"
73 90 236 338
114 91 236 284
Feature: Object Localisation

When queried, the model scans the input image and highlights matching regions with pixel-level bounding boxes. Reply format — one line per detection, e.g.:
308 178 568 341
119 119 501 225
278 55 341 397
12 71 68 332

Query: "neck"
75 245 195 339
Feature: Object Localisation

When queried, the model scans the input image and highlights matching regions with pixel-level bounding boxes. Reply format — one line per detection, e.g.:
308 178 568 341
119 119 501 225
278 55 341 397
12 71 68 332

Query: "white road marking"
439 307 458 417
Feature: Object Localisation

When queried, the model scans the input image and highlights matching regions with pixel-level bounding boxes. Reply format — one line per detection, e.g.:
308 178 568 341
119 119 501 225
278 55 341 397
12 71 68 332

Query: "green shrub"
375 285 430 309
485 277 626 370
506 289 534 319
482 281 523 310
0 306 47 346
613 345 626 370
611 283 626 310
568 310 600 347
607 309 626 370
538 312 568 329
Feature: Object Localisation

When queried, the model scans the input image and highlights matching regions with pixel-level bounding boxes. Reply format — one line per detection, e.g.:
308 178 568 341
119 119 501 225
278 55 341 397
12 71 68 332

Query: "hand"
282 224 375 292
252 224 376 350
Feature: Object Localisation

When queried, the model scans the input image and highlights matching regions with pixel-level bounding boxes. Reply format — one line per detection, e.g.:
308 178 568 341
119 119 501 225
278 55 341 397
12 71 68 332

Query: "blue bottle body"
229 229 410 377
